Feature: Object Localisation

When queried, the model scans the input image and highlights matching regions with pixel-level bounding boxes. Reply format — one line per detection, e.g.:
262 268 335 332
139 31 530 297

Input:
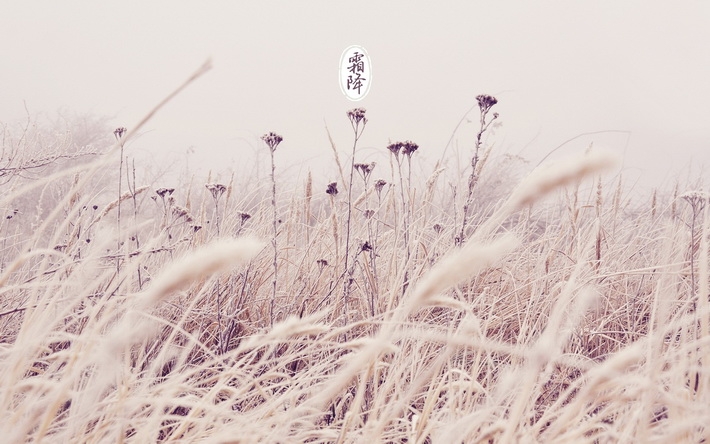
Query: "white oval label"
339 45 372 101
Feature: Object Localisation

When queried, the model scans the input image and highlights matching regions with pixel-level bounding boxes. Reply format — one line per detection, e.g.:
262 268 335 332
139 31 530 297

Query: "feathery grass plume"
475 144 493 177
595 175 603 217
508 149 620 210
424 163 445 206
136 236 265 310
459 149 620 251
325 124 348 192
304 170 312 243
185 175 193 212
595 177 603 267
406 234 519 313
67 173 81 208
352 188 370 208
672 181 679 221
651 188 658 219
249 312 329 344
90 185 149 226
612 173 623 234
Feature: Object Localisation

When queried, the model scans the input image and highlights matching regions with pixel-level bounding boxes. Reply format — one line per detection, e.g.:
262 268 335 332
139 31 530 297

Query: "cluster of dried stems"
1 66 710 442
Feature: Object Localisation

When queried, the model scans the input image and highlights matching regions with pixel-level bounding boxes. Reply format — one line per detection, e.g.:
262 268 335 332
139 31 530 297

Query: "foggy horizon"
2 2 709 195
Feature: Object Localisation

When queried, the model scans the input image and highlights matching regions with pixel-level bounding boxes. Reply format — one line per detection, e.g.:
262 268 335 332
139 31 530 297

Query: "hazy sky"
2 2 709 193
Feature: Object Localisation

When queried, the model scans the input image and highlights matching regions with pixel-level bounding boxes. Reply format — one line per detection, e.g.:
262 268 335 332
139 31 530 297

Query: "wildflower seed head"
347 108 367 125
433 223 443 234
317 259 328 269
156 187 175 198
374 179 387 193
261 132 283 152
476 94 498 114
326 182 339 196
361 241 372 252
172 205 193 222
363 209 375 219
402 140 419 157
680 190 709 212
355 162 376 182
387 142 403 157
239 212 252 223
113 127 127 140
205 183 227 200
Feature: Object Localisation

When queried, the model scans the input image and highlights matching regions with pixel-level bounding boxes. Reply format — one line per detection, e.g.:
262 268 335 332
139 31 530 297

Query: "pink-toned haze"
1 2 709 194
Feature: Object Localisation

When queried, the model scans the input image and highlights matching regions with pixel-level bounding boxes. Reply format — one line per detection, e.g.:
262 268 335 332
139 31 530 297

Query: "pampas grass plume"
139 236 265 309
408 234 519 312
510 149 620 210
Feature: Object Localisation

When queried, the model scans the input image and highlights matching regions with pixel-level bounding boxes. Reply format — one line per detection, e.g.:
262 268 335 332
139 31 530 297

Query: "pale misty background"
2 2 709 196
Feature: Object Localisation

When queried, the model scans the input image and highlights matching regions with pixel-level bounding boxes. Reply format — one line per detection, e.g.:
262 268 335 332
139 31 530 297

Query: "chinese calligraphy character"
346 52 367 95
340 45 371 101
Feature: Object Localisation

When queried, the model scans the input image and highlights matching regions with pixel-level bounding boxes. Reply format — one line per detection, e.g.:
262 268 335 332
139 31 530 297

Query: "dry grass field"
1 77 709 443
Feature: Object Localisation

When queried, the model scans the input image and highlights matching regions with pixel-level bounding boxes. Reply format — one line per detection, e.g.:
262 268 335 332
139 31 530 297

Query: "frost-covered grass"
1 82 709 442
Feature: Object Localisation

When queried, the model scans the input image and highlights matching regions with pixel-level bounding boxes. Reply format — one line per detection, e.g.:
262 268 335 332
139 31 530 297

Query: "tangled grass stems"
4 78 710 442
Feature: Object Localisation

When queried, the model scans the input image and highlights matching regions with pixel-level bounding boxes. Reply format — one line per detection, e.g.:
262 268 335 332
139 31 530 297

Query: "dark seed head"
113 127 127 140
261 132 284 152
346 108 367 125
476 94 498 113
326 182 339 195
